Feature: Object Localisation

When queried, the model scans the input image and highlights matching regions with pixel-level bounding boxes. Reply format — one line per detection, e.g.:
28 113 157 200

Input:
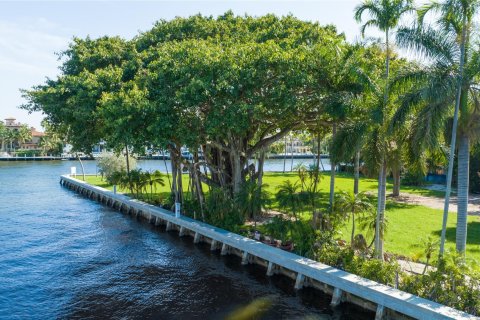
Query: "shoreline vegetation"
83 169 480 315
21 4 480 316
84 171 479 265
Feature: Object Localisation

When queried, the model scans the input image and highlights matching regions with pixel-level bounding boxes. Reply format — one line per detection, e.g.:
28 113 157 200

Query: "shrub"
400 253 480 316
290 220 317 258
402 170 425 186
205 188 244 232
315 244 402 286
97 152 136 183
263 216 291 243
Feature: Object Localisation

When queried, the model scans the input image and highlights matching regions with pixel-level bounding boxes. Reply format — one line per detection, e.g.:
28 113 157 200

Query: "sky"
0 0 415 129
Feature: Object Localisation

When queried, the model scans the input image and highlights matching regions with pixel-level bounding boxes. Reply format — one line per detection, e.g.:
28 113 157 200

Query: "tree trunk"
351 210 355 246
375 159 387 260
193 163 205 221
316 133 321 169
456 134 470 253
125 144 133 194
313 133 321 194
231 148 242 195
283 136 287 173
171 148 178 206
440 13 468 257
76 153 86 181
257 150 265 187
176 150 183 206
290 136 294 171
162 149 172 191
329 123 337 209
354 150 360 195
392 166 401 197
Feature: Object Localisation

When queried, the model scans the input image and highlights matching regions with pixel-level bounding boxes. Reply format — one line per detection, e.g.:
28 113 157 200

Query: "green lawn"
339 202 480 265
83 172 479 264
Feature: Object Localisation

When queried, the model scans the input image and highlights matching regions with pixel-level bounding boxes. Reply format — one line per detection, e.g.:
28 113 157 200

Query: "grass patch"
84 172 477 263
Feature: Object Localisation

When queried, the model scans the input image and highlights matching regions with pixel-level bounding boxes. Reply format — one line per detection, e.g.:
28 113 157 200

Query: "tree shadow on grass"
431 221 480 246
385 200 417 210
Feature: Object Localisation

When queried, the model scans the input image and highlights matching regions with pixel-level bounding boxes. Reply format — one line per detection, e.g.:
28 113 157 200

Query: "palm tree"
5 129 18 152
335 190 373 246
236 180 271 229
145 170 165 201
275 180 303 221
321 44 372 207
394 0 480 256
358 207 389 249
354 0 413 259
16 125 32 149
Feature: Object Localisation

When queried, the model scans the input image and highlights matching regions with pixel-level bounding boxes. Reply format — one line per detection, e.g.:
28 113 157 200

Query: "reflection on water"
0 161 371 320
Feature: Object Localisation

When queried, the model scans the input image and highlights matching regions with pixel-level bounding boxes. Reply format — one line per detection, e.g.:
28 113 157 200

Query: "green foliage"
275 180 304 221
401 253 480 316
14 149 42 157
402 170 425 186
235 180 271 221
334 190 373 245
316 244 401 285
470 143 480 193
290 220 317 258
263 216 291 243
205 188 244 232
354 0 414 35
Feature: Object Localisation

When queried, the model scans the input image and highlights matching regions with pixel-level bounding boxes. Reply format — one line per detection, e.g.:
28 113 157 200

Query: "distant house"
22 127 45 150
2 117 45 151
285 138 311 154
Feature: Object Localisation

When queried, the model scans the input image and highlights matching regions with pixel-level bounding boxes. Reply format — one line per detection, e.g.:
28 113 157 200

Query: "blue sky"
0 0 400 129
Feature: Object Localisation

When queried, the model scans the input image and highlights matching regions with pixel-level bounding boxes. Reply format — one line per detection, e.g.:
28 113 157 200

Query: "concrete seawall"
60 174 475 320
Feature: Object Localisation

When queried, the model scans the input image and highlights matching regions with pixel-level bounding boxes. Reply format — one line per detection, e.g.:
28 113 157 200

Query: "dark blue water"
0 161 370 320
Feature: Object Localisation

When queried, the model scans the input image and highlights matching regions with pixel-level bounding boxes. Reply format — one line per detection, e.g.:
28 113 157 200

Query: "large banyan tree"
22 12 348 203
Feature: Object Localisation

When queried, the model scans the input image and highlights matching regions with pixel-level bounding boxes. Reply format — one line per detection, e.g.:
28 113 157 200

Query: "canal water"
0 161 371 320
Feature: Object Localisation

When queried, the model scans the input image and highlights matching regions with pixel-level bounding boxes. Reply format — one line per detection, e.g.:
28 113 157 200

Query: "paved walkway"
393 192 480 215
398 259 434 275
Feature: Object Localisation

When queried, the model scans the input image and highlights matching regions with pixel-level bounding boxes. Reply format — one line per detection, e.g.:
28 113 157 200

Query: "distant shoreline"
0 154 330 161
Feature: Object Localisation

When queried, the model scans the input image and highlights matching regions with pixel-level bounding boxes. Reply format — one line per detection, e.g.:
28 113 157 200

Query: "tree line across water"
22 0 480 314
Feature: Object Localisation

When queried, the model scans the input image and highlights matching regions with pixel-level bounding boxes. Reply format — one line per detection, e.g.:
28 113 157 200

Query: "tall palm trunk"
329 123 337 209
375 160 387 259
392 165 401 197
351 208 356 245
290 137 294 171
375 30 390 260
440 13 468 256
456 134 470 253
354 150 360 195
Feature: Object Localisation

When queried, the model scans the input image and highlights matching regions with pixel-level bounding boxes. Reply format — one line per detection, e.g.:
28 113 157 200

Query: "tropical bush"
263 216 291 243
400 254 480 316
205 188 244 232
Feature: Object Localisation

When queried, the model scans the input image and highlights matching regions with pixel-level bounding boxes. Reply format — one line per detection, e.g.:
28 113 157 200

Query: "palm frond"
396 26 458 65
330 121 369 163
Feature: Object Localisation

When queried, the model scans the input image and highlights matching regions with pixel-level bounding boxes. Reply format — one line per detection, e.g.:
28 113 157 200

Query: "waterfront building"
1 117 45 152
285 138 311 154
